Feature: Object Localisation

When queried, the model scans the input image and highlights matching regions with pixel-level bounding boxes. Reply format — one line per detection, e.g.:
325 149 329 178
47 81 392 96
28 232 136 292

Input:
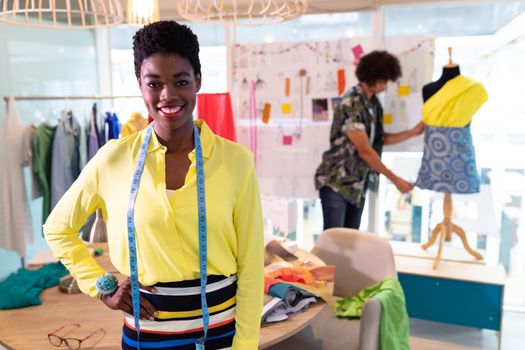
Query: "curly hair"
132 21 201 79
355 51 401 85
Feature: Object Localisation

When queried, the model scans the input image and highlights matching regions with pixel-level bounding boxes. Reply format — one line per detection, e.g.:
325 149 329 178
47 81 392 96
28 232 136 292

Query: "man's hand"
393 176 414 194
410 121 425 137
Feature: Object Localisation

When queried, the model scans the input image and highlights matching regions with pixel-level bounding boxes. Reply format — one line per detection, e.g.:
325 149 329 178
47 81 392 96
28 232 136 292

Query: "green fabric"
32 124 57 225
0 262 68 310
334 278 410 350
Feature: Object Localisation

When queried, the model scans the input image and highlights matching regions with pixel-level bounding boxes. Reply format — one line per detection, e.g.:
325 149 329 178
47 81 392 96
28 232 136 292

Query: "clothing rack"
2 94 143 268
3 95 142 101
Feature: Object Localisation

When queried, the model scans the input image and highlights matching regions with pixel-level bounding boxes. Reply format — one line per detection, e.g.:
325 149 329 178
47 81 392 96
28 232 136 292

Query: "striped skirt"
122 275 236 350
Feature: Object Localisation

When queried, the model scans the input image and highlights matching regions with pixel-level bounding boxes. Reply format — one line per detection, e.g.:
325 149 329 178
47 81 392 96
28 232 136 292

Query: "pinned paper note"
397 85 411 97
282 135 293 145
262 103 272 124
351 44 364 61
337 69 346 96
281 103 292 114
384 113 393 125
285 78 291 97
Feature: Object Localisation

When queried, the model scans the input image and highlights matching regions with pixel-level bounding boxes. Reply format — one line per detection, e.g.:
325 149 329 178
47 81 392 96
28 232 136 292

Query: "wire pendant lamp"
0 0 123 28
127 0 160 26
177 0 308 25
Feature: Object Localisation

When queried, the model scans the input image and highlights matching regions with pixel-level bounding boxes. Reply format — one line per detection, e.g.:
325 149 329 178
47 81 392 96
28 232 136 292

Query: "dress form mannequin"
420 48 483 269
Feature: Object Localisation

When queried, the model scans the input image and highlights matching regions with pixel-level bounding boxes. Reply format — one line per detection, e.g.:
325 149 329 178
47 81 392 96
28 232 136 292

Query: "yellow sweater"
422 75 488 127
120 112 148 137
44 120 264 349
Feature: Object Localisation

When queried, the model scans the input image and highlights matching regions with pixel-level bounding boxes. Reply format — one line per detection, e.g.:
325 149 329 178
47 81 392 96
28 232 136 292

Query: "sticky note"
262 103 271 124
282 135 293 145
351 44 364 60
285 78 291 97
281 103 292 114
337 69 346 96
397 85 410 97
384 113 393 125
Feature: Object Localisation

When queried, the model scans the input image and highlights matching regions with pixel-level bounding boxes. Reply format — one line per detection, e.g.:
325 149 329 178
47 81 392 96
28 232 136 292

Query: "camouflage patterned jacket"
314 84 384 208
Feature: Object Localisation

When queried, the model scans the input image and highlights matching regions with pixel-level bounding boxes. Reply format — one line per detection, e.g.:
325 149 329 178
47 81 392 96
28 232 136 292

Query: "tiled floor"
410 310 525 349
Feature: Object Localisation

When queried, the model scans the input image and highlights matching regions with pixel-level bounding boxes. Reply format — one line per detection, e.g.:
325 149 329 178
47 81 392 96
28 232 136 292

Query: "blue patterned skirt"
415 124 480 194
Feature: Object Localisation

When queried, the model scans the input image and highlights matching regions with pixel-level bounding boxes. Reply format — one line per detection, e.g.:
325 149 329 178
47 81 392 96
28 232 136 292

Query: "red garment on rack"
197 93 237 142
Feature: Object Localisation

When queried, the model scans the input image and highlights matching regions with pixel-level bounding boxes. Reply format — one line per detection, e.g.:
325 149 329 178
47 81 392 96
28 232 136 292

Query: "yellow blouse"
44 120 264 349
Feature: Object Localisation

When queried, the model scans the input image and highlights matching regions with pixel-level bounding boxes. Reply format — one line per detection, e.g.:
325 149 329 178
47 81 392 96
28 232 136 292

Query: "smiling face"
138 53 201 133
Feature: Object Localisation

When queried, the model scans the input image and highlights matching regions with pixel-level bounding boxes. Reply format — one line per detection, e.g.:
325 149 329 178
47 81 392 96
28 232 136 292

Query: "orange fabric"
266 267 318 288
196 93 237 142
264 276 281 293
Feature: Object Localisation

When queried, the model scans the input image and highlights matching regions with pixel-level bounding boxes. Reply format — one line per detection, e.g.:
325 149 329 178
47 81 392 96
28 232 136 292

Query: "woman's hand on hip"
100 277 158 321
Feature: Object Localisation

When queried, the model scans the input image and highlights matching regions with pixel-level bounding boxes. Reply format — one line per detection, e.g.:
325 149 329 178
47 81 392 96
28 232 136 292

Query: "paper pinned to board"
282 135 293 145
337 69 346 96
397 85 411 97
285 78 291 97
384 113 393 125
281 103 292 114
351 44 364 61
262 103 272 124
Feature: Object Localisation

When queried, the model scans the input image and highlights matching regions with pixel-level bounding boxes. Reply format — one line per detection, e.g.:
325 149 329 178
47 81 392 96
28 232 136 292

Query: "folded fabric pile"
261 239 336 325
262 277 318 324
0 262 68 309
265 263 334 301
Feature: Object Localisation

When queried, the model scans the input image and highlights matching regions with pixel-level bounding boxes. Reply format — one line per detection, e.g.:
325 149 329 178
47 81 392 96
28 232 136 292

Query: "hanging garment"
22 124 43 199
88 103 100 160
262 280 318 324
120 112 148 137
50 109 81 209
104 111 121 140
33 122 57 224
0 97 33 257
78 116 88 170
415 75 488 194
197 93 237 142
98 109 107 147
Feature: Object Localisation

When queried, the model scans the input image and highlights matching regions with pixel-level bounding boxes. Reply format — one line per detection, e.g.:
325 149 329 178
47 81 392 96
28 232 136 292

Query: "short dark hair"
355 50 401 85
132 21 201 79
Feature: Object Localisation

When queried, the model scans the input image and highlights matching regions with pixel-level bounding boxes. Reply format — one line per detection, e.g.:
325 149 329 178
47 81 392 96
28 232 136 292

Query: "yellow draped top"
422 75 488 127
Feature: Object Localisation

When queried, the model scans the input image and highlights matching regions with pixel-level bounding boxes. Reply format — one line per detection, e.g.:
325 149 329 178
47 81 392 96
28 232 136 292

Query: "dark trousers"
319 186 365 230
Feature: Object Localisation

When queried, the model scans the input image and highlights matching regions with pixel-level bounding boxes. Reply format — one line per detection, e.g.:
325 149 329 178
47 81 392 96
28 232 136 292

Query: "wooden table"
0 246 330 349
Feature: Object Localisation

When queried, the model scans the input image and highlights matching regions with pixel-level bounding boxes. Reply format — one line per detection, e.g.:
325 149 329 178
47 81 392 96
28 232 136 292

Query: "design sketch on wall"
233 36 434 197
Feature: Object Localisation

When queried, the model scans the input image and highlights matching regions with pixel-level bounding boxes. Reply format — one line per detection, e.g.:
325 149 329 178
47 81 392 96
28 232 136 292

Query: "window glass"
384 1 525 36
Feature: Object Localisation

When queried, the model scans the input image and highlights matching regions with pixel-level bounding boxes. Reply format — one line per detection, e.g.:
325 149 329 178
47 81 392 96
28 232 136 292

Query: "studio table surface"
0 245 331 349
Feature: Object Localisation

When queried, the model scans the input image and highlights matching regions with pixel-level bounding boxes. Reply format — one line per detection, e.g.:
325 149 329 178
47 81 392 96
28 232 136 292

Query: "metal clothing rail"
3 95 142 101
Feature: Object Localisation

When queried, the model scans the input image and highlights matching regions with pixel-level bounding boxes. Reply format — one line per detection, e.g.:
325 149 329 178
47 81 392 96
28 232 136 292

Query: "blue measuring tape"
127 123 208 350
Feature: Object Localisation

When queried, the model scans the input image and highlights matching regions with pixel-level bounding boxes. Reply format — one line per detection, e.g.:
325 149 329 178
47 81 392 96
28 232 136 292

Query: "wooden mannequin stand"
422 192 483 269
